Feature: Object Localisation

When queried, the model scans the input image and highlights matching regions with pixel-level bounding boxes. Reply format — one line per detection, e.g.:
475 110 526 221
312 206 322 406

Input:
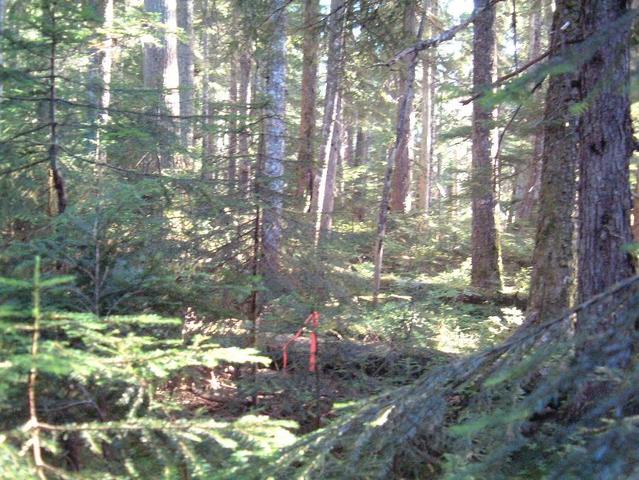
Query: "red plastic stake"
281 311 320 372
309 331 317 372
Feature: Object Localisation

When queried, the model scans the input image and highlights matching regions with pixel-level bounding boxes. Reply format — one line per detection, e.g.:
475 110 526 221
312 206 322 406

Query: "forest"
0 0 638 478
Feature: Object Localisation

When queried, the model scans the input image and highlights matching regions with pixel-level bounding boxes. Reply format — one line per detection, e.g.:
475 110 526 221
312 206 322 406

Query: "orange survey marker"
282 311 320 372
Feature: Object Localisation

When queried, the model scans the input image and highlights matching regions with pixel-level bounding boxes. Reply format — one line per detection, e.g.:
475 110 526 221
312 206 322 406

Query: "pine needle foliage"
0 258 297 479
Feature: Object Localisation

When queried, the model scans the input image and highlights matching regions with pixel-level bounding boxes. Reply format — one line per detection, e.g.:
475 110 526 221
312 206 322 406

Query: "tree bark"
177 0 194 150
200 0 216 179
577 0 635 304
0 0 5 114
390 0 418 213
143 0 164 93
143 0 179 170
44 0 66 215
295 0 320 209
633 169 639 241
317 93 342 240
353 124 369 221
228 59 238 184
417 0 434 214
470 0 501 290
238 51 252 193
515 0 544 220
87 0 114 164
314 0 345 242
162 0 180 129
373 12 425 304
526 0 581 324
261 0 287 278
86 0 113 314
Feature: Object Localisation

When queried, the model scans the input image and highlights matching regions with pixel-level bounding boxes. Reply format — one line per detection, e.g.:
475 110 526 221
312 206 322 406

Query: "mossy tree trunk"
526 0 581 324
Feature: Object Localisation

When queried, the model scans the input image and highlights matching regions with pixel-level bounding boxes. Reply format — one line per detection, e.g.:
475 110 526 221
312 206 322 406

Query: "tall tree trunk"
353 123 369 221
261 0 287 278
295 0 320 209
162 0 179 133
526 0 580 324
228 60 238 184
470 0 501 290
201 0 216 179
177 0 194 150
577 0 635 304
86 0 113 315
390 0 418 213
143 0 164 92
343 107 355 168
515 0 544 220
633 169 639 241
317 93 342 240
87 0 114 163
314 0 345 241
44 0 66 215
417 0 434 214
0 0 5 114
143 0 179 170
373 13 425 304
238 51 252 192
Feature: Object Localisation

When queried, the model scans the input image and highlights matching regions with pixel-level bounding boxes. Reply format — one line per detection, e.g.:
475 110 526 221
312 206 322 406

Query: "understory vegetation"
1 0 638 478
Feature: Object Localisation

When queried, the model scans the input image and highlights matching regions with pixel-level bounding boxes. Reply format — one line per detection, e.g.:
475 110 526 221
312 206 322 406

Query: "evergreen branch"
0 158 49 176
0 123 51 146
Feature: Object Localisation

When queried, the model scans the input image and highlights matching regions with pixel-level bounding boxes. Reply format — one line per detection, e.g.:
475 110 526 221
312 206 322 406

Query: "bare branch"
380 0 504 68
461 49 550 105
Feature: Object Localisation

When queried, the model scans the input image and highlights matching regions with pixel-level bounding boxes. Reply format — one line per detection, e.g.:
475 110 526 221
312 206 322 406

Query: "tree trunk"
317 93 342 241
470 0 501 290
295 0 320 209
86 0 114 314
0 0 5 114
417 0 433 214
143 0 179 170
143 0 164 93
261 0 287 278
44 0 66 216
228 60 238 184
177 0 194 150
577 0 635 304
353 124 369 221
87 0 114 163
526 0 580 324
390 0 418 213
337 101 352 199
238 51 252 193
373 12 425 304
633 169 639 241
200 0 216 179
162 0 179 131
515 0 544 221
314 0 345 242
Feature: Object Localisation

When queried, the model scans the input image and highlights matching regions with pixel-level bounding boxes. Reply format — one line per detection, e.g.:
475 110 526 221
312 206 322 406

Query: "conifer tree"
261 0 287 278
470 0 501 290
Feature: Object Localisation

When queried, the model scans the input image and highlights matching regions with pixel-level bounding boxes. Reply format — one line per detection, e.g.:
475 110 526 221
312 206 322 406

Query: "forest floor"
167 250 529 434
